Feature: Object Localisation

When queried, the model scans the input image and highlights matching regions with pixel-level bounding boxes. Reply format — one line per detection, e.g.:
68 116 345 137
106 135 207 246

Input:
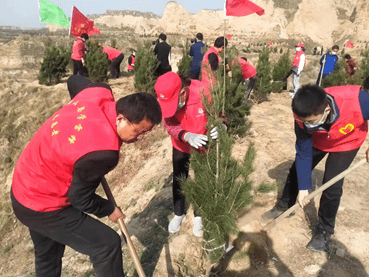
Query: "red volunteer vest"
295 86 367 152
103 47 122 61
292 51 306 70
201 47 219 88
171 80 208 154
238 58 257 80
12 87 121 212
127 55 135 70
71 38 85 61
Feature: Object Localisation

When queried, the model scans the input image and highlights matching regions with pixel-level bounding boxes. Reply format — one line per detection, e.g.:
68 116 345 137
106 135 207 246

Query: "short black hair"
292 84 328 118
159 33 167 41
179 75 191 89
196 33 203 41
345 54 351 59
116 93 162 125
332 45 339 50
240 57 248 61
81 33 89 40
214 37 228 48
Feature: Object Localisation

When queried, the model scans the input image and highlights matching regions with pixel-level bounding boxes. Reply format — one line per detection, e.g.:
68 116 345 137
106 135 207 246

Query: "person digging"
11 75 162 277
155 72 221 237
262 83 369 253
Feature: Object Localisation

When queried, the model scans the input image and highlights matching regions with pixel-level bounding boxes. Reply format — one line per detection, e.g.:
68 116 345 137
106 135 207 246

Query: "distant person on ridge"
189 33 205 80
102 45 124 79
154 33 172 76
127 49 136 72
290 43 306 98
71 33 88 76
201 36 228 95
317 45 339 86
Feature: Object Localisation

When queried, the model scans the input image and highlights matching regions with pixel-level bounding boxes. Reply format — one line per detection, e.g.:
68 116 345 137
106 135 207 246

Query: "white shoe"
168 215 185 233
193 216 204 237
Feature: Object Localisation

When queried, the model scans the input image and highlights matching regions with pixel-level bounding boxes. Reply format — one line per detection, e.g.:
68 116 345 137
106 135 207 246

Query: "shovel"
101 176 146 277
263 158 367 232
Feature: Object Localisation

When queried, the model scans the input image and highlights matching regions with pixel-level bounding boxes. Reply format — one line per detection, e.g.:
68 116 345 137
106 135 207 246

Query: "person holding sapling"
155 72 221 237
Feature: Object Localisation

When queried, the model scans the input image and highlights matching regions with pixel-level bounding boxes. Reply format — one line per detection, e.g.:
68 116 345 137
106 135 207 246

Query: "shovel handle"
263 158 367 232
101 177 146 277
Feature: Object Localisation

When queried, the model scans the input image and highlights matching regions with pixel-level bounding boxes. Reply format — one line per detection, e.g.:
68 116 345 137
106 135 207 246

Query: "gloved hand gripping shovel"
101 176 146 277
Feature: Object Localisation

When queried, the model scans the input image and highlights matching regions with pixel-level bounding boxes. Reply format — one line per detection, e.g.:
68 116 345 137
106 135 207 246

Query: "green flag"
38 0 70 28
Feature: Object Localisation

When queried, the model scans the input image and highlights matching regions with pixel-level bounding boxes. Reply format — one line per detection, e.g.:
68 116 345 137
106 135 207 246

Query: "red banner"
346 41 354 48
226 0 265 17
70 6 100 36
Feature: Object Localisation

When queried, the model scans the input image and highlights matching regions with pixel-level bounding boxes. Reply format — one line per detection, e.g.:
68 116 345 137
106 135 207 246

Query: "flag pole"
69 5 73 39
223 1 227 116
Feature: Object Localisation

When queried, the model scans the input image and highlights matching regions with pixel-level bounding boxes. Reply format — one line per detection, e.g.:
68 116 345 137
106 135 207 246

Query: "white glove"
210 127 219 140
184 132 208 149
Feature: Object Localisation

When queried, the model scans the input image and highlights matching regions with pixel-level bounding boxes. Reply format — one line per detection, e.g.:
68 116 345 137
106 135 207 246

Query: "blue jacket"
319 52 339 75
190 41 205 69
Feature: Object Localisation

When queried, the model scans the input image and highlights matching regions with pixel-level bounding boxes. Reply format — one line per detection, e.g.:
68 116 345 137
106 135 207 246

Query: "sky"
1 0 225 29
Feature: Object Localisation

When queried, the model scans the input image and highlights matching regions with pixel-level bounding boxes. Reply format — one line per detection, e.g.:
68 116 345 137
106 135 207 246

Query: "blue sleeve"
319 54 325 65
294 121 313 190
189 45 194 57
359 90 369 120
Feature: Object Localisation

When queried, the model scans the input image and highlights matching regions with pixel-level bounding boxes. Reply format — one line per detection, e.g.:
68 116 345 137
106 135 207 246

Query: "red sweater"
103 47 122 60
71 38 85 61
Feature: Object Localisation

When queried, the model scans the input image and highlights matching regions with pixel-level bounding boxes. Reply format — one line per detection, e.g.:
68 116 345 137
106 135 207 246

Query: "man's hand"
82 58 85 66
109 207 125 223
297 190 309 207
184 132 208 149
366 147 369 163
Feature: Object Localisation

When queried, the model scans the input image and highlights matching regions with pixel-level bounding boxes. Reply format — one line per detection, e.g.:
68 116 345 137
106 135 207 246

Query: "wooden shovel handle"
263 158 367 232
101 177 146 277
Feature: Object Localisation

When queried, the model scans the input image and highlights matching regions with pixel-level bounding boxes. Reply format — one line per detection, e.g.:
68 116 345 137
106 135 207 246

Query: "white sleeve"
298 54 305 73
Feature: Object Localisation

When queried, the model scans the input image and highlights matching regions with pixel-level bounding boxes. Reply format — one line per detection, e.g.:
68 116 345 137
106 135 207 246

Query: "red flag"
346 41 354 48
226 34 232 40
226 0 265 17
70 6 100 36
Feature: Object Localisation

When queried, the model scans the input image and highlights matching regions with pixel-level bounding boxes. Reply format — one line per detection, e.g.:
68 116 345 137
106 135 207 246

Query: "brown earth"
0 34 368 277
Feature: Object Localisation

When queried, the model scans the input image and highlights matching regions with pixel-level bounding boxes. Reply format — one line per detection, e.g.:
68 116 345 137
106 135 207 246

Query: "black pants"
244 75 257 101
11 192 124 277
110 53 124 78
73 59 87 76
172 147 199 217
279 147 359 235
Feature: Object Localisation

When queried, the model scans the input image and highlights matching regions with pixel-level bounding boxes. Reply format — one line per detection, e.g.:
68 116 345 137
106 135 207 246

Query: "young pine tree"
181 50 255 266
321 59 349 88
253 49 273 102
177 39 192 77
38 44 71 86
272 51 291 93
134 42 160 94
85 41 109 83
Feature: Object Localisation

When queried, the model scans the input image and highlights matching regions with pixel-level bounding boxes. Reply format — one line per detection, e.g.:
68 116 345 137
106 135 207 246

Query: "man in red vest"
71 33 88 76
127 49 136 72
290 43 306 98
201 37 228 95
11 75 162 277
155 72 219 237
238 57 257 102
102 46 124 79
263 83 369 252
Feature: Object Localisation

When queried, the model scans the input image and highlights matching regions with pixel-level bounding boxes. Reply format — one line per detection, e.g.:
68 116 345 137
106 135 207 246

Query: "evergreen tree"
253 49 272 102
134 42 160 94
177 39 192 77
321 59 349 88
272 52 291 93
359 50 369 81
38 44 70 86
181 50 255 266
85 41 109 83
